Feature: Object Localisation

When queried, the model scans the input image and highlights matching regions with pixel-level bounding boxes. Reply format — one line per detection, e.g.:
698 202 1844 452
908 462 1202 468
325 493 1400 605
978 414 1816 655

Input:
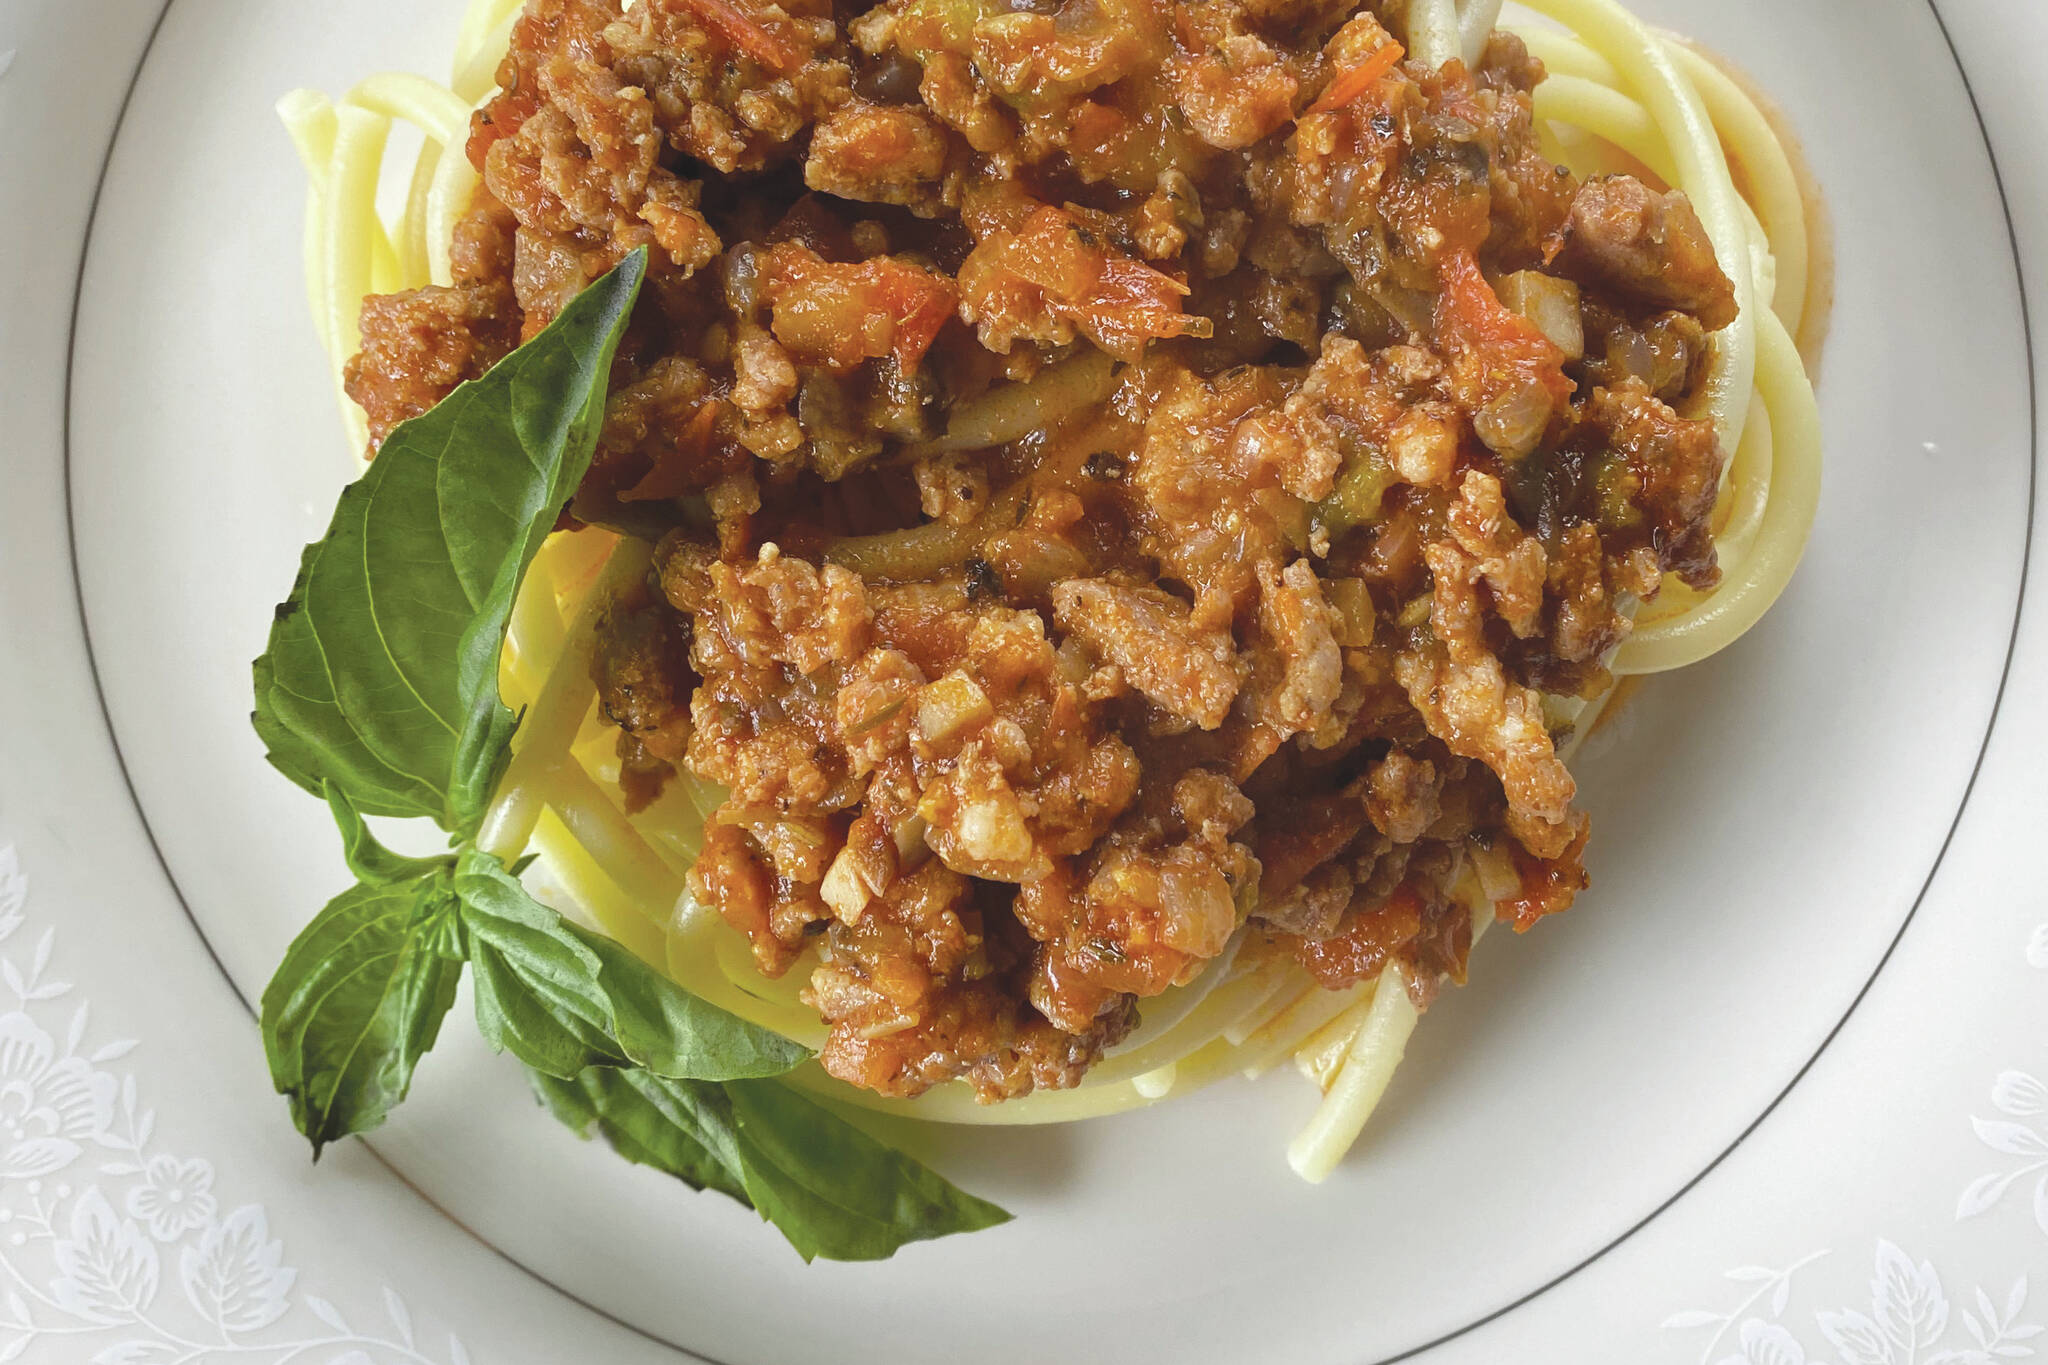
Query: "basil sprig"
250 248 1007 1258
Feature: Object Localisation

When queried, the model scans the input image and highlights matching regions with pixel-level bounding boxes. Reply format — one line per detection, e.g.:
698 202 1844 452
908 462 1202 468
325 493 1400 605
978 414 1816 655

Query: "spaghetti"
280 0 1824 1180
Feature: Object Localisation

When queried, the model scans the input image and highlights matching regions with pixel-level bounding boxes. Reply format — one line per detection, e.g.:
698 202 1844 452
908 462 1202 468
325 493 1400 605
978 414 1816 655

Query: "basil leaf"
325 784 456 886
460 856 620 1075
456 850 809 1081
531 1068 1011 1260
530 1067 748 1204
724 1078 1012 1261
528 1064 599 1130
260 869 465 1156
251 248 648 836
578 930 809 1076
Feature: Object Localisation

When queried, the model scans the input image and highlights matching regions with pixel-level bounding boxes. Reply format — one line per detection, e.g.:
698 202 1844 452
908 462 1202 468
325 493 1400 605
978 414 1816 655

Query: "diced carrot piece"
1307 40 1403 116
677 0 802 73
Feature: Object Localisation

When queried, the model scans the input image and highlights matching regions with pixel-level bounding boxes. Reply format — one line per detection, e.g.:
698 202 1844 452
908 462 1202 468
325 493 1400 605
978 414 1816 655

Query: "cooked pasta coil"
281 0 1824 1181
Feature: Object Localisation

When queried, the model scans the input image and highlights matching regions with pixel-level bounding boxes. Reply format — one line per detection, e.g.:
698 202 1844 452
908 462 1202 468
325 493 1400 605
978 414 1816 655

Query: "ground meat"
804 101 958 214
1396 631 1581 860
1552 176 1738 331
1255 862 1352 938
1287 880 1429 990
450 188 519 281
1363 748 1441 844
1584 379 1727 590
1015 767 1257 1027
1051 579 1245 730
810 964 1136 1102
660 540 870 822
760 242 958 375
601 0 851 175
901 607 1142 877
664 539 871 678
1443 469 1548 638
1176 37 1299 150
1548 520 1631 665
913 452 990 524
958 205 1212 361
583 355 738 514
1255 559 1343 740
343 277 518 452
347 0 1747 1101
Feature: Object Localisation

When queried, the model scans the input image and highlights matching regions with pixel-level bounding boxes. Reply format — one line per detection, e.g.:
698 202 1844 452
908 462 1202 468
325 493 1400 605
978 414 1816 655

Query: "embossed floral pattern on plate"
0 845 472 1365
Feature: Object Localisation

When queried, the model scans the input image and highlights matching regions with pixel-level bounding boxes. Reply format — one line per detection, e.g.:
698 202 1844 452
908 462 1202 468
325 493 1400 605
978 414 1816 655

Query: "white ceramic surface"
4 1 2044 1361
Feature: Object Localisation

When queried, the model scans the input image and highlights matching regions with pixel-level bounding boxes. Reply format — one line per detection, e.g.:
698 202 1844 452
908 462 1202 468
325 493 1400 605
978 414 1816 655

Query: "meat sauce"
346 0 1738 1101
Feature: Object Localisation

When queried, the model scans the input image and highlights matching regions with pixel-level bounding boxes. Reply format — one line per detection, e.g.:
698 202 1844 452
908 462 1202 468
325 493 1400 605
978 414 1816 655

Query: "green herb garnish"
251 247 1007 1258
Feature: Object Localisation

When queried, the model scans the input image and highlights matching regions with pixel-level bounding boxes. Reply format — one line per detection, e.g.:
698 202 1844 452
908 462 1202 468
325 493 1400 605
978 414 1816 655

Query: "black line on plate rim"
1369 0 2040 1357
53 3 2036 1363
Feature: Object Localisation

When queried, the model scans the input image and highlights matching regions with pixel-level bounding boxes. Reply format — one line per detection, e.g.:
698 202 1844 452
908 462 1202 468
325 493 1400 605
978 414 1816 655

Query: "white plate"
4 1 2046 1362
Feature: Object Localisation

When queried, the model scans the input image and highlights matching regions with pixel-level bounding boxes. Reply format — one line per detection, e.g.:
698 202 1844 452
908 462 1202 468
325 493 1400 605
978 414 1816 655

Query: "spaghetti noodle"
280 0 1824 1181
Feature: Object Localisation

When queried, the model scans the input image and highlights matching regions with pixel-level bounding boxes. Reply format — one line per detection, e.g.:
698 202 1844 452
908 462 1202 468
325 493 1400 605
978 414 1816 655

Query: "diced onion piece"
1496 270 1585 360
893 813 931 864
1474 378 1555 460
915 671 994 744
1156 852 1238 957
820 846 872 923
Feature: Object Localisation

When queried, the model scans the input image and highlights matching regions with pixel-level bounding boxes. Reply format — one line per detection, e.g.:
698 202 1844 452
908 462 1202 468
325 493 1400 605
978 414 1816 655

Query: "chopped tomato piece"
1499 824 1591 931
1435 247 1576 448
1287 882 1425 989
1436 248 1575 405
959 205 1208 361
763 244 961 375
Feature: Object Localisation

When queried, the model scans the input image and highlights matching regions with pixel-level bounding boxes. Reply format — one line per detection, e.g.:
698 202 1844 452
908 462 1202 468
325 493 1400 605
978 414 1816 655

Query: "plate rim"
49 2 2044 1360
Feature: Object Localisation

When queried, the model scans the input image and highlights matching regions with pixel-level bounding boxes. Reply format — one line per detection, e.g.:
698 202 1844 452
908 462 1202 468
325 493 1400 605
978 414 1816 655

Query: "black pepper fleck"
1082 451 1126 481
964 558 1004 600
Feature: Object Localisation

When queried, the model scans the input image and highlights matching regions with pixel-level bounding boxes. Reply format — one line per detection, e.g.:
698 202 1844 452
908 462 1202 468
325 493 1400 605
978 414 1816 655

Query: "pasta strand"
279 0 1826 1170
